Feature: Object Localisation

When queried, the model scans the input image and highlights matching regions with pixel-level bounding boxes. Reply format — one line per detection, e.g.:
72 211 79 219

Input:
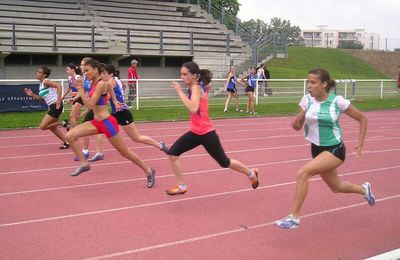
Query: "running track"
0 110 399 259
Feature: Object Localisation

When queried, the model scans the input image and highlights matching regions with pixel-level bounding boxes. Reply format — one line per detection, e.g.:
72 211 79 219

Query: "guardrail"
0 78 397 112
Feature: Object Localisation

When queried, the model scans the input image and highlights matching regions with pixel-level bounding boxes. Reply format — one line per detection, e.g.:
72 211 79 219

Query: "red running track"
0 110 399 259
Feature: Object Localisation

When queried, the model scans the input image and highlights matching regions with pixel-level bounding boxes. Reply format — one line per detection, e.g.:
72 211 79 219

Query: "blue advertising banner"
0 84 47 112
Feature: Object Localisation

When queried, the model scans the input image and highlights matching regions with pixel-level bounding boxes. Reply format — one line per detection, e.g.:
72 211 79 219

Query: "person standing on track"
87 64 169 162
164 61 259 195
65 59 156 188
275 68 375 229
24 66 70 149
223 65 243 113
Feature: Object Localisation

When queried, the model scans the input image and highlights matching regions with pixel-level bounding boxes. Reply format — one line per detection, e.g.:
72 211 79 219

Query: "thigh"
70 102 82 117
302 151 344 177
67 121 98 139
200 131 229 164
169 131 200 156
40 113 58 128
320 169 341 188
107 134 128 153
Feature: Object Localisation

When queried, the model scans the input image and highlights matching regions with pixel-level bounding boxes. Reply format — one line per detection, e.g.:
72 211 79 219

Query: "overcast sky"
237 0 400 50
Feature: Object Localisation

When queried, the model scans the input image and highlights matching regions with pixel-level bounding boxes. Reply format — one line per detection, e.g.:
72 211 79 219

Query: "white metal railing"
0 78 397 111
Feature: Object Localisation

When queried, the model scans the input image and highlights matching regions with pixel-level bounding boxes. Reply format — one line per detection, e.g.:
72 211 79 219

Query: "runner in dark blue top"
239 67 258 114
223 65 243 113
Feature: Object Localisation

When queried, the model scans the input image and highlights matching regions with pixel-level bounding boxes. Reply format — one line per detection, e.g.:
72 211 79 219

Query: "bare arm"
292 108 305 131
171 82 200 113
224 72 232 90
24 88 44 102
238 74 248 87
107 78 121 111
344 104 367 157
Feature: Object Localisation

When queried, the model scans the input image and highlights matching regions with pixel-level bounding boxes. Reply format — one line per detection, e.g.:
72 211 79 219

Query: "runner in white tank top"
275 68 375 229
23 66 70 149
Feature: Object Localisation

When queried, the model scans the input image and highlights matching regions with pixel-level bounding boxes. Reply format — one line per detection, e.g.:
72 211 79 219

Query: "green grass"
268 47 388 79
1 47 396 129
1 98 399 129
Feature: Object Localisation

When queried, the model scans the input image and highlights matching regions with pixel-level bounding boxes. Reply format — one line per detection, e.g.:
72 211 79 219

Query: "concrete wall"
3 65 181 80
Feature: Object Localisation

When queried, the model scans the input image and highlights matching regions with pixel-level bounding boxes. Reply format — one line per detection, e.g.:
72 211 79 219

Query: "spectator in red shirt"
127 59 139 107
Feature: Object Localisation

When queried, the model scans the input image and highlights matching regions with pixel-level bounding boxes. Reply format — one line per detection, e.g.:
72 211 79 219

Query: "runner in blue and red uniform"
86 64 169 161
65 59 156 188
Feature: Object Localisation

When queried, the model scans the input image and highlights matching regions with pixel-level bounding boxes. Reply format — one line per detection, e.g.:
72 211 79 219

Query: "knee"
119 149 131 159
330 186 341 193
296 168 311 182
218 158 230 168
39 125 47 130
65 131 76 143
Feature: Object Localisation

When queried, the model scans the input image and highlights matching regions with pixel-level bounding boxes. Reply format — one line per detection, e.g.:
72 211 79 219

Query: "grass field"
1 47 397 129
1 97 399 129
268 47 389 79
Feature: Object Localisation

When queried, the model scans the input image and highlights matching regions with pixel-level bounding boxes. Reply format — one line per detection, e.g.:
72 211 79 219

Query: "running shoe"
146 168 156 188
159 141 170 154
74 151 90 161
275 215 300 229
70 165 91 176
165 185 187 195
362 182 376 206
59 142 70 149
249 168 259 189
88 152 104 162
224 109 228 113
236 108 243 112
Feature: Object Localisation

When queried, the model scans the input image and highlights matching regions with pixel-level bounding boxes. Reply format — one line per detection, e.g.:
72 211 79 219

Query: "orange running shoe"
250 168 259 189
165 185 187 195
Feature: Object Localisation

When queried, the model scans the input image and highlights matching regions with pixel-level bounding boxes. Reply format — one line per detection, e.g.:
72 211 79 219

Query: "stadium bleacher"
0 0 250 78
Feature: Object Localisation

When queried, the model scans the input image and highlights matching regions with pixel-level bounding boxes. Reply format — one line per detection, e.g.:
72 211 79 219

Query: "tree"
200 0 240 30
338 41 364 49
241 17 304 46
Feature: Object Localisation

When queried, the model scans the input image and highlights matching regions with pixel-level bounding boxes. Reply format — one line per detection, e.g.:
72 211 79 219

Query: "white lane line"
364 248 400 260
83 194 400 260
1 158 399 197
0 121 290 140
0 133 306 160
1 139 399 176
1 165 397 227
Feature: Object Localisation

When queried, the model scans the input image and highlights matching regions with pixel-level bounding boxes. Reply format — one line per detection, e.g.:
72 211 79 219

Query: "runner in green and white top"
300 93 350 146
275 68 375 230
24 66 70 149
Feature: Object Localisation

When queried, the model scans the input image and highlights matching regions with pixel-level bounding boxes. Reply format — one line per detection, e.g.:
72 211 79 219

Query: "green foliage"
268 47 388 79
241 17 304 46
338 41 364 49
199 0 240 30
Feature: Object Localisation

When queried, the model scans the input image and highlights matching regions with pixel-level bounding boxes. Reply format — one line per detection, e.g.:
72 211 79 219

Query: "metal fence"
0 78 397 112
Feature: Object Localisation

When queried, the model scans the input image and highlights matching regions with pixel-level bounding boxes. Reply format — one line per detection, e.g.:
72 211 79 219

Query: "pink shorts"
90 115 119 138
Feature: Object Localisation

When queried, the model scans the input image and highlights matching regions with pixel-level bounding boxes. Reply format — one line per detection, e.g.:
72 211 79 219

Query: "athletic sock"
247 169 255 178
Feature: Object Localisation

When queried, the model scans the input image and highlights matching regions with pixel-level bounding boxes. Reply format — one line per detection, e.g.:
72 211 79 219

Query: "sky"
237 0 400 50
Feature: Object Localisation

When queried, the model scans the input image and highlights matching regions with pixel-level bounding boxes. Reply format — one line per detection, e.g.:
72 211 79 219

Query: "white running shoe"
275 215 300 229
362 182 376 206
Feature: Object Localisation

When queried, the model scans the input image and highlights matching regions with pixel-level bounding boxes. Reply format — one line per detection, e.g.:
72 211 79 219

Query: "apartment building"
302 26 380 50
